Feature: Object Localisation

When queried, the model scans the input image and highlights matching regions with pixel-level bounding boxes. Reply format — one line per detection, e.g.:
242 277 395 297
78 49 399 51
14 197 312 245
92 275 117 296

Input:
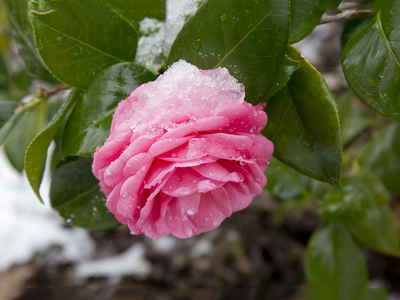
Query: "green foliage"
336 92 369 145
61 63 157 157
2 0 51 78
25 88 81 202
358 123 400 195
306 222 368 300
29 0 140 88
168 0 290 104
3 100 48 171
264 47 342 185
342 1 400 121
319 169 400 256
50 156 120 231
290 0 341 43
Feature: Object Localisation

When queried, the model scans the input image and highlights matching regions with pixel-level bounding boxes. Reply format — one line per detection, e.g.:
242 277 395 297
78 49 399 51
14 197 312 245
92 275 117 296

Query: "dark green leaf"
266 156 324 200
320 169 400 257
336 92 368 145
306 222 368 300
107 0 166 27
50 156 120 231
262 54 300 101
62 62 156 157
358 123 400 195
263 47 342 185
342 2 400 121
167 0 290 104
25 88 81 203
3 101 48 171
2 0 51 78
290 0 341 43
29 0 139 88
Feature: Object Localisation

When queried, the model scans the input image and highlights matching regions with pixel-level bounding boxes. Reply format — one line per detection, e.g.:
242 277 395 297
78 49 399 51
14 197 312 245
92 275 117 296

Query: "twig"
42 85 71 97
319 10 376 24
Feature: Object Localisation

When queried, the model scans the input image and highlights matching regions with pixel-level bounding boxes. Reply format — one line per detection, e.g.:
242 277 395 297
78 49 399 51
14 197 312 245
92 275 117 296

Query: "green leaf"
167 0 290 104
319 169 400 257
266 156 324 200
61 62 156 157
336 92 368 145
0 100 18 129
29 0 139 88
342 3 400 121
262 54 300 101
0 53 8 88
2 0 51 78
290 0 341 43
360 288 387 300
263 47 342 185
25 88 81 203
358 123 400 195
0 105 27 145
50 156 120 231
306 222 368 300
107 0 166 27
3 101 48 172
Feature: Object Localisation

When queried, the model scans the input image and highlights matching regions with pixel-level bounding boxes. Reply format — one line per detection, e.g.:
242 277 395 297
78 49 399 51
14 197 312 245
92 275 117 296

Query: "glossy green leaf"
25 88 81 203
2 0 50 78
306 222 368 300
290 0 341 43
263 47 342 185
319 170 400 257
3 101 48 172
167 0 290 104
29 0 139 88
62 62 156 157
262 54 300 101
0 101 18 129
336 92 368 145
50 156 120 231
266 156 324 200
107 0 166 27
342 2 400 121
358 124 400 195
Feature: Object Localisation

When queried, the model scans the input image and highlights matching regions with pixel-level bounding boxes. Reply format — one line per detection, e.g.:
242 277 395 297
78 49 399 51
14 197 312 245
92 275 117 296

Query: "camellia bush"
0 0 399 298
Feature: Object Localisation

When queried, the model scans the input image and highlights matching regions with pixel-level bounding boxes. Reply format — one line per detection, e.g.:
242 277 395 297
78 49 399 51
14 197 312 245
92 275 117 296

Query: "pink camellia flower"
92 60 273 239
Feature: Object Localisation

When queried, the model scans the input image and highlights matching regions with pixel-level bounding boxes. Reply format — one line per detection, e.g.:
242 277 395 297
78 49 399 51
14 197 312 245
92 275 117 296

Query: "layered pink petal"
92 60 274 239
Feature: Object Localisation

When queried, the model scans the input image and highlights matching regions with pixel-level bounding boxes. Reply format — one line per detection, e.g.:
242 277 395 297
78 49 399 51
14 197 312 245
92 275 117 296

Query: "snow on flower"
92 60 274 239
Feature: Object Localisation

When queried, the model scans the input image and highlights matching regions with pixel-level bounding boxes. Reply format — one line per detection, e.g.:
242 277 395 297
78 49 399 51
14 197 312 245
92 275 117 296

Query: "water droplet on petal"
187 209 195 215
213 221 218 226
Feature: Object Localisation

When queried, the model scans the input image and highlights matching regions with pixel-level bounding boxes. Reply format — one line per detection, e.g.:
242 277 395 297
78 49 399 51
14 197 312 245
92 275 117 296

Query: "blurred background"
1 1 400 300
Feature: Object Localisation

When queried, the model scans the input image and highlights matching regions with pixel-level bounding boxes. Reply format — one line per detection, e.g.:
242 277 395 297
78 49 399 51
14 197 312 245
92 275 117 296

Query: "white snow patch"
135 0 201 72
75 244 151 278
150 235 177 253
0 149 95 272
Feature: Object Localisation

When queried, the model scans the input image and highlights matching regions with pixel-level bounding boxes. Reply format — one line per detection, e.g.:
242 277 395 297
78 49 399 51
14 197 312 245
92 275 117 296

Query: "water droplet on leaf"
192 38 201 51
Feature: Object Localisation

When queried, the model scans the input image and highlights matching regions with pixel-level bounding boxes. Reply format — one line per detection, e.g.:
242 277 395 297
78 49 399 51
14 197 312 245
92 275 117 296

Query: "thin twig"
319 10 376 24
42 85 71 97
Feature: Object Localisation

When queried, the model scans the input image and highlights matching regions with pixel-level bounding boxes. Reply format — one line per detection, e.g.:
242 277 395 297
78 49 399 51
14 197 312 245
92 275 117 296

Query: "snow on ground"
0 149 94 271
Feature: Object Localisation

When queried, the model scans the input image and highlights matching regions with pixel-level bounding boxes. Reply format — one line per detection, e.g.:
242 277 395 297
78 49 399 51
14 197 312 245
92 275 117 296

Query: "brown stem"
42 85 71 97
319 10 376 24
